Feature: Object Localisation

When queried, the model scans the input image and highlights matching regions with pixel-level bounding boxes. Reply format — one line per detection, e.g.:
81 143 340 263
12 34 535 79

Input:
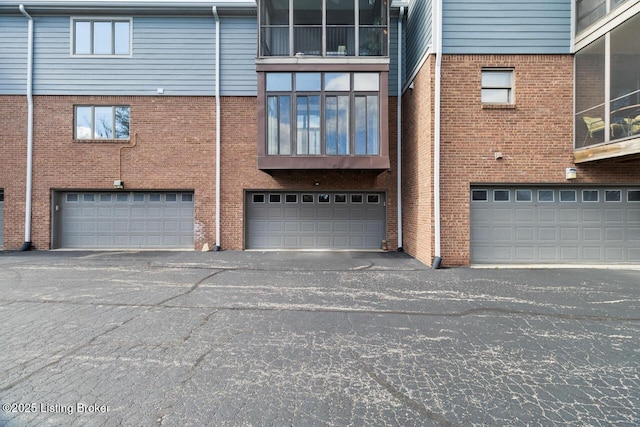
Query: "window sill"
258 155 390 170
482 104 516 110
74 139 131 144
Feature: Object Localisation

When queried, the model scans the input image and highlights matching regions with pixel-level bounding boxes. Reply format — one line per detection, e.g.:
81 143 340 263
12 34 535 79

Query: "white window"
75 106 130 140
72 18 131 56
481 69 514 104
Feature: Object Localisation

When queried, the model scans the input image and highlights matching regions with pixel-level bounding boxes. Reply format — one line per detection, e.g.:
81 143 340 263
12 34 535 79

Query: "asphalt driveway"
0 251 638 426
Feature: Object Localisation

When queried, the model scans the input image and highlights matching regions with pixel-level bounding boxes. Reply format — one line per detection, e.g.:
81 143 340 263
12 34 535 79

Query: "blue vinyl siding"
389 15 403 95
443 0 571 54
30 16 216 95
406 0 432 83
0 16 28 94
2 14 257 96
220 17 257 96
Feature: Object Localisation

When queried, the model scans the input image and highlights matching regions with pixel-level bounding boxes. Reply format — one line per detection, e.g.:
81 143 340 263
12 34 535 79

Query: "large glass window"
75 106 130 140
576 0 632 34
73 19 131 56
575 14 640 149
259 0 387 57
266 72 380 157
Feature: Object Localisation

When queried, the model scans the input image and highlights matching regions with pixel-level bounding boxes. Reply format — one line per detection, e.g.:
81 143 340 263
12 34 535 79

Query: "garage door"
471 187 640 263
57 192 194 249
246 191 386 249
0 191 4 248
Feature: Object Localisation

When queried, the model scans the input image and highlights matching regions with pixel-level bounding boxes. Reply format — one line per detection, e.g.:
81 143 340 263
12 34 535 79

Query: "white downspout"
19 4 33 251
213 6 221 251
397 6 405 251
432 0 443 268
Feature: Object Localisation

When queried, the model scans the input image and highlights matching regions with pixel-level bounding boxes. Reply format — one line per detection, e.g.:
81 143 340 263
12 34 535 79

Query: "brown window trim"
257 65 390 170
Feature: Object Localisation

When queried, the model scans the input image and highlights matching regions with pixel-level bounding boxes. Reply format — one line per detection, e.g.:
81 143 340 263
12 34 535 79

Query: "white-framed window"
481 69 514 104
71 18 132 56
582 189 599 202
75 106 130 140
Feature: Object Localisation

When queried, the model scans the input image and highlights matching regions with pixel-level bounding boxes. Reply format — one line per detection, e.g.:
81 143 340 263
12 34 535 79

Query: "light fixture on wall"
566 167 577 180
314 182 320 186
113 180 124 189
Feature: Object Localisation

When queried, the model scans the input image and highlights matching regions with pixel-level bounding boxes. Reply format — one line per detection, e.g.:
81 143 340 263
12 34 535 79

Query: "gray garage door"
57 192 194 249
246 191 386 249
471 187 640 263
0 191 4 248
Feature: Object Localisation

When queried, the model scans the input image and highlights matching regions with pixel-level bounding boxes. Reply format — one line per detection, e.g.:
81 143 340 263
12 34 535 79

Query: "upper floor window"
259 0 387 57
75 106 130 140
575 12 640 149
72 18 131 56
576 0 632 34
481 69 514 105
266 72 380 156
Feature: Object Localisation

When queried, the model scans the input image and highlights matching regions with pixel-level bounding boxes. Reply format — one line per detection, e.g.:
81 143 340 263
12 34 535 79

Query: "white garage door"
246 191 386 249
471 187 640 263
57 192 194 249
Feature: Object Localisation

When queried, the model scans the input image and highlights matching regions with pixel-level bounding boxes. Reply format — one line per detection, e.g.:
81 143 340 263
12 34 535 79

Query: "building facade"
402 0 640 266
1 0 639 266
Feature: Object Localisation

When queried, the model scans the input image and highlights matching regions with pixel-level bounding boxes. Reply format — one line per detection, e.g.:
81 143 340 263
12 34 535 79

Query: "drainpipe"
396 6 405 251
19 4 33 251
213 6 221 251
432 0 443 269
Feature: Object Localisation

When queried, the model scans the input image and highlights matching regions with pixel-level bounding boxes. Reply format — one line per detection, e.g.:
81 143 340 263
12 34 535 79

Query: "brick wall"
1 95 217 250
219 96 399 250
401 56 435 266
0 96 28 249
2 95 399 251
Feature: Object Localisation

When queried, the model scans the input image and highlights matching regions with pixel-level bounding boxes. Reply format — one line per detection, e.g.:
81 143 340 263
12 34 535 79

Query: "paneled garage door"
56 192 194 249
246 191 386 249
0 191 4 248
471 187 640 263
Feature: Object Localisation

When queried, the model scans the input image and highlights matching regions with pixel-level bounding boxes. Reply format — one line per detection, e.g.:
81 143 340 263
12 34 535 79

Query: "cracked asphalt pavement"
0 251 638 426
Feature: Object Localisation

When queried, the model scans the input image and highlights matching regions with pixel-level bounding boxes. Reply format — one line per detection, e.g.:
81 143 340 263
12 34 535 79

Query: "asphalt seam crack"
351 349 457 427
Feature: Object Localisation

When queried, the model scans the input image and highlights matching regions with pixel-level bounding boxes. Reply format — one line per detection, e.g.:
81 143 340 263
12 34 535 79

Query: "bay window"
265 72 380 157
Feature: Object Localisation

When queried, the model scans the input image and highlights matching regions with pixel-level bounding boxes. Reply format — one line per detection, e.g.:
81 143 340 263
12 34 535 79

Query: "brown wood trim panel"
258 155 390 170
256 63 389 72
574 137 640 163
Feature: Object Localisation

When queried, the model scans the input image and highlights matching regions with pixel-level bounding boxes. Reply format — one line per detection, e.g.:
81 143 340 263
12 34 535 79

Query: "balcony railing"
260 26 386 57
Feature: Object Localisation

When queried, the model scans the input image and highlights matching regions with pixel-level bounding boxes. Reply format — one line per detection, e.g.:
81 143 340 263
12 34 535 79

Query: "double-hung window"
75 106 130 140
72 18 131 56
481 69 514 105
266 72 380 156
